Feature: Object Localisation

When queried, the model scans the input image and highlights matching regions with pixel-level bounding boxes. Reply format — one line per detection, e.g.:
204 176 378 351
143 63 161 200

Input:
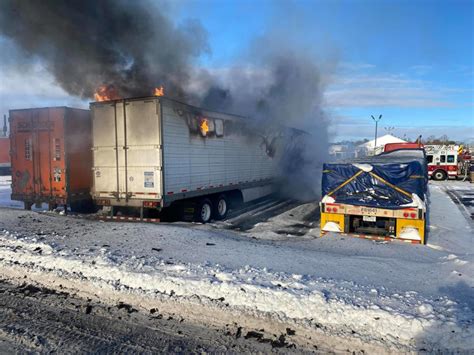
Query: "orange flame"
154 86 164 96
94 85 120 102
199 118 209 136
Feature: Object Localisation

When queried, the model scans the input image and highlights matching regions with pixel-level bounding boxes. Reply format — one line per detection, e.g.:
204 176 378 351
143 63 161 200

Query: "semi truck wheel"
433 170 447 181
195 198 213 223
213 194 228 220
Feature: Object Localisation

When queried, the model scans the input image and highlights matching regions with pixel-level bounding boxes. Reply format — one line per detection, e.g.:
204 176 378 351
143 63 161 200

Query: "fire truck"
425 145 471 180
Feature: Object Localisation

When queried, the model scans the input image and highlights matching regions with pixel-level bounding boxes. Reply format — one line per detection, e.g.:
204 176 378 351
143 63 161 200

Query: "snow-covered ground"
0 177 472 352
0 176 22 209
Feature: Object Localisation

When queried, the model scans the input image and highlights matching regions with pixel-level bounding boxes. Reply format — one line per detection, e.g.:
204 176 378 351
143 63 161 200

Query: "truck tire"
213 194 228 220
195 198 213 223
432 170 447 181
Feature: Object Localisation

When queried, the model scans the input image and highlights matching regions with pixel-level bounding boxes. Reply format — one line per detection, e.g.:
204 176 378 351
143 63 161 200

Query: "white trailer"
90 96 285 222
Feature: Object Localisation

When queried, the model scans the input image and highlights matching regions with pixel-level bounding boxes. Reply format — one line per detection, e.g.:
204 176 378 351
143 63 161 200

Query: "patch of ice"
426 244 445 251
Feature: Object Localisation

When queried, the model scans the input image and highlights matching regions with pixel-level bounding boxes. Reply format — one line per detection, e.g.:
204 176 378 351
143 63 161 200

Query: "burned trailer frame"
9 107 93 211
90 96 286 222
320 149 428 244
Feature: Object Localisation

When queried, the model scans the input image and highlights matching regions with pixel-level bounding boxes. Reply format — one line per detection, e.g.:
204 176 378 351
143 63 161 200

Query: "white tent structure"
356 134 407 156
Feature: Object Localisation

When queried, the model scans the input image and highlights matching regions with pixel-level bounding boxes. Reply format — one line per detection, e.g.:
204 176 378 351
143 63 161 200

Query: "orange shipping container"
0 137 10 163
9 107 92 210
0 137 10 174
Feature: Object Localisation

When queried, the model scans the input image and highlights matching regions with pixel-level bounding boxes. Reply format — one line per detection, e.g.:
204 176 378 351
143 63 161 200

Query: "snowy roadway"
0 176 472 352
0 279 294 353
440 180 474 226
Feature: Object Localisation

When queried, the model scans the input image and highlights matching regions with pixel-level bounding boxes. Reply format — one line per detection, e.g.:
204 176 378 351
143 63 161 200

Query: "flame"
94 85 120 102
154 86 164 96
199 118 209 136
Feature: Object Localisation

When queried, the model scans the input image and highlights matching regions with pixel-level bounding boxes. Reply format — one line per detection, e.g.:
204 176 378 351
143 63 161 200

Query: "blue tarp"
322 149 428 209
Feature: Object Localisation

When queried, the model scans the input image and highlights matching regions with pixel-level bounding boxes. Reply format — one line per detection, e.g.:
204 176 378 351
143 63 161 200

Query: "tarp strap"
367 171 413 198
327 170 364 196
327 168 413 200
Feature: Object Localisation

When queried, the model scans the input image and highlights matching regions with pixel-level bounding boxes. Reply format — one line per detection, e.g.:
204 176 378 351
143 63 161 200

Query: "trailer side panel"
161 99 277 200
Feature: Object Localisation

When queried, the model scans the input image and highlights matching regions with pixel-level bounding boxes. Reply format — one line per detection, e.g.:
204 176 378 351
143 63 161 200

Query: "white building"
356 134 407 157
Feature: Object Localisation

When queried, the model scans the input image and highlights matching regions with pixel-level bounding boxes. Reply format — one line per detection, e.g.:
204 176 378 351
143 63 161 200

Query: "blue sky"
176 0 473 142
0 0 472 142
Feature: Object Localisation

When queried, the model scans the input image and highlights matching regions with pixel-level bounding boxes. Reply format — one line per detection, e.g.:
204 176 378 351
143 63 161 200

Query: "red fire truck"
425 145 471 180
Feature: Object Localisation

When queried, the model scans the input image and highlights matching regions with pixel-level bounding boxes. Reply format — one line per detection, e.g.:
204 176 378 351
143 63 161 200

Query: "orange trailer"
0 137 10 175
9 107 92 211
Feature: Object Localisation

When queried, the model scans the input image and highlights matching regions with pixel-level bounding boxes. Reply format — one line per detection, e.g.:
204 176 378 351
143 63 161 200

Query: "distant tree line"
422 135 458 145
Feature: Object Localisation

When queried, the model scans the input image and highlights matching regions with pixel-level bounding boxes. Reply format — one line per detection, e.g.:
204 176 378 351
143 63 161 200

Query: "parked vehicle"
9 107 92 211
91 96 290 222
383 142 424 153
425 144 463 180
320 149 428 244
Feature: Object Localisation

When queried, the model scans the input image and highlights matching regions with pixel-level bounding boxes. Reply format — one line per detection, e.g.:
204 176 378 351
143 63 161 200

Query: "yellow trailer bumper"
320 210 425 245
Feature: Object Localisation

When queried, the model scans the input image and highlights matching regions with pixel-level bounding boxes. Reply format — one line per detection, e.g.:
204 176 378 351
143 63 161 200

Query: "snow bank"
0 232 472 352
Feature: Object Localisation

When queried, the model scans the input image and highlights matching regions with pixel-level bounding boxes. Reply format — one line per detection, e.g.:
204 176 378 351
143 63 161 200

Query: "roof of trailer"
90 95 308 134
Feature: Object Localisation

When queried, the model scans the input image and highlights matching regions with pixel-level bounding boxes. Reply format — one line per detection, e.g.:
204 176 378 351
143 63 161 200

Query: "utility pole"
371 115 382 155
1 115 7 137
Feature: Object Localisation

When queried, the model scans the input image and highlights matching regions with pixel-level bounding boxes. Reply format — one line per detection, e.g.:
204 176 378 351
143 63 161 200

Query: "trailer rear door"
11 108 66 201
92 99 162 202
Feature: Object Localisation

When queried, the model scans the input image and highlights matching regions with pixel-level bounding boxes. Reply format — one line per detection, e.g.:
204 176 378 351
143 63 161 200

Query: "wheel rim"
217 199 227 216
201 203 211 221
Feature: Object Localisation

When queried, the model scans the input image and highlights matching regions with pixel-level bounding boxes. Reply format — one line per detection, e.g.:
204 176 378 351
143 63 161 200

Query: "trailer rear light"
143 201 159 208
410 212 417 219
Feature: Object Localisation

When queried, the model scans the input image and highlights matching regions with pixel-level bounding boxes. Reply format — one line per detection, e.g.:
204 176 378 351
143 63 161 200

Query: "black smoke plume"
0 0 330 199
0 0 208 99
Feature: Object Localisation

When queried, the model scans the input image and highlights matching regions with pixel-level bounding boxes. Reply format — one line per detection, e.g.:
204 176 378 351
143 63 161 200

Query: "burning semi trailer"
9 107 93 211
90 94 296 222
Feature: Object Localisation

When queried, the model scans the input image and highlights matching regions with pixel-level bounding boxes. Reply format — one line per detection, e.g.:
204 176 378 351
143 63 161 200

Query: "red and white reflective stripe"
96 216 160 223
321 231 421 244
